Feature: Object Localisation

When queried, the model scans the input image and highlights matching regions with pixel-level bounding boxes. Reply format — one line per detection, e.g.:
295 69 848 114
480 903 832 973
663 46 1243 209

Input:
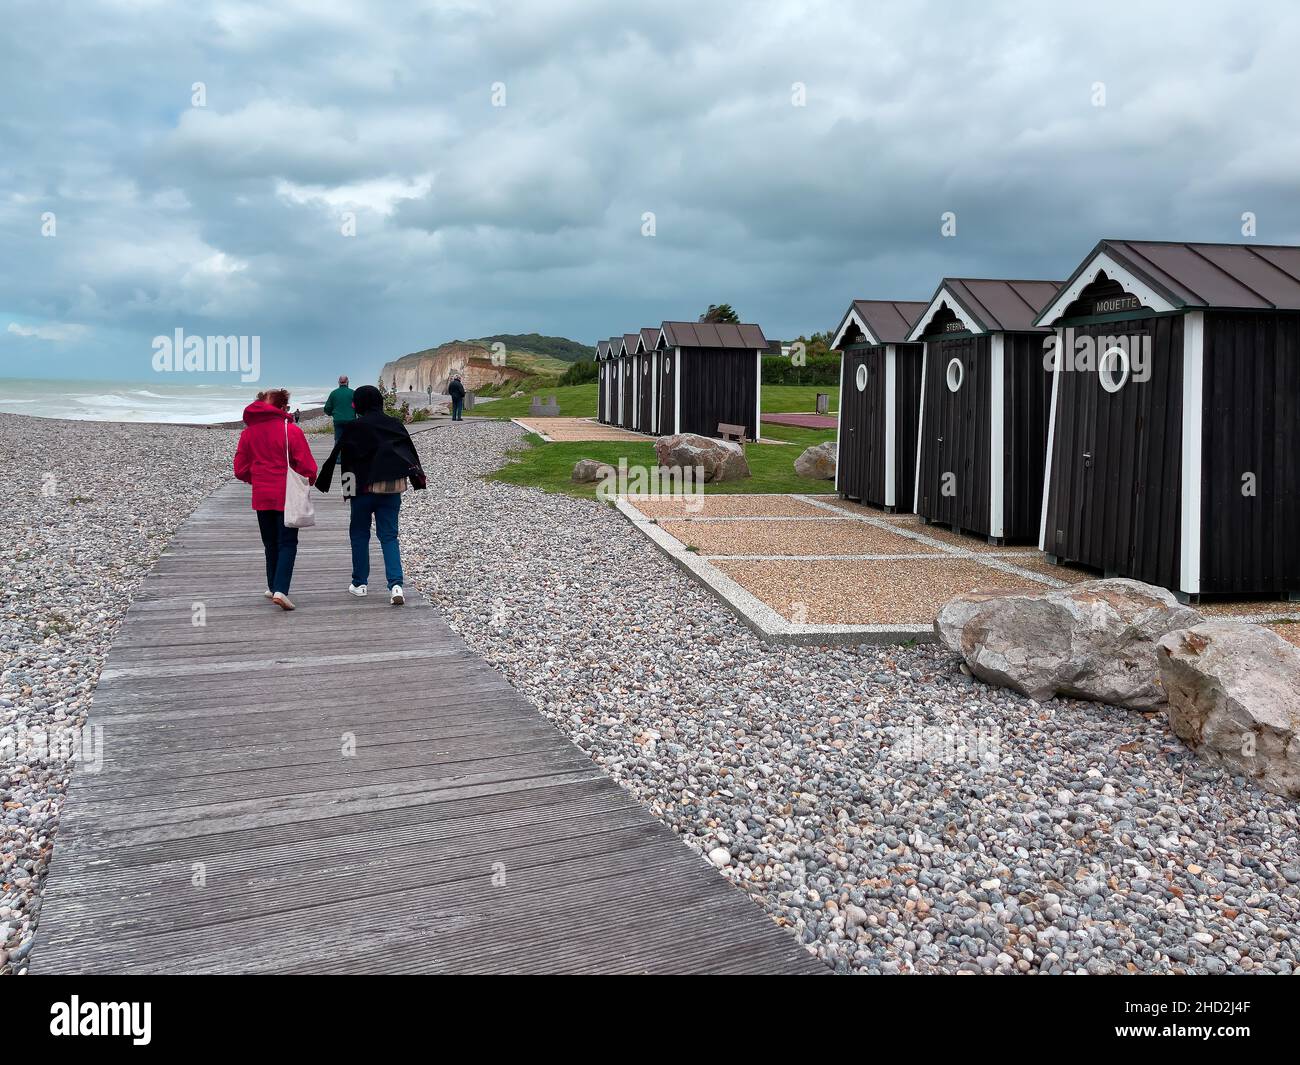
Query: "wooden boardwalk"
34 435 818 974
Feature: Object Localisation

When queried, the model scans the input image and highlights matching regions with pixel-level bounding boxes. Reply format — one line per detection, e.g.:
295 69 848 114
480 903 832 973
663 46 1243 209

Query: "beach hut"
635 327 660 434
652 321 768 440
595 339 612 423
830 299 929 511
1035 239 1300 600
905 278 1062 542
619 333 641 430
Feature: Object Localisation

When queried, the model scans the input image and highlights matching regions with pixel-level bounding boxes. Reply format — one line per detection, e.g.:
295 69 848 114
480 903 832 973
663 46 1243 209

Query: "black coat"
315 410 423 495
448 379 466 399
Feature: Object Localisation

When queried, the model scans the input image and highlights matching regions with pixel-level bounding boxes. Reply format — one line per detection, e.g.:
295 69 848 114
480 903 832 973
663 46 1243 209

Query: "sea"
0 378 330 424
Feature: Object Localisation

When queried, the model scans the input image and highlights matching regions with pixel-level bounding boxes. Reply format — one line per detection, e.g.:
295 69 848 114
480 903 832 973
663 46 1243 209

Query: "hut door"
840 351 867 499
862 348 887 506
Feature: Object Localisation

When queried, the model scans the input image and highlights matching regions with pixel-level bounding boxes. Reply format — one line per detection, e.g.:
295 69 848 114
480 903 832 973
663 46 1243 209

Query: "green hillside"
468 333 595 363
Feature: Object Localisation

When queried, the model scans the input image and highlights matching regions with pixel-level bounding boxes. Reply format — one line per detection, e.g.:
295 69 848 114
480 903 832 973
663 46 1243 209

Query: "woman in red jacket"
233 388 319 610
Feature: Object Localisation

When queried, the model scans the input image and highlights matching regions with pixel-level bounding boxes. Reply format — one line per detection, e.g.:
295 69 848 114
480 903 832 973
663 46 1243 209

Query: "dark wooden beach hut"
905 278 1062 542
620 333 641 430
635 327 660 434
1035 239 1300 600
595 339 611 423
652 321 768 440
830 299 929 511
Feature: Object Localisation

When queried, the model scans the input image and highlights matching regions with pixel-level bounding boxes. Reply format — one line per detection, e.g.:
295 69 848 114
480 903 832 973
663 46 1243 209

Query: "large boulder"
794 441 836 480
653 433 750 483
935 578 1203 708
571 458 616 483
1157 621 1300 799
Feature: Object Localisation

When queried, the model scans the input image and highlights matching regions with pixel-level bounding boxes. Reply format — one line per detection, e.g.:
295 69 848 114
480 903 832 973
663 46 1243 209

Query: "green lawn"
473 381 838 420
761 385 839 414
488 429 838 498
472 383 597 419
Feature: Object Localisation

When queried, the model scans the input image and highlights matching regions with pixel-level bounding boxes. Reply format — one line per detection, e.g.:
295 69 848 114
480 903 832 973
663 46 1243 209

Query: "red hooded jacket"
233 401 319 511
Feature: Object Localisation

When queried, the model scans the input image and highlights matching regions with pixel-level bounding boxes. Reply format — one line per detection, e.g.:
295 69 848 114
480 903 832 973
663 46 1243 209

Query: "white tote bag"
283 421 316 529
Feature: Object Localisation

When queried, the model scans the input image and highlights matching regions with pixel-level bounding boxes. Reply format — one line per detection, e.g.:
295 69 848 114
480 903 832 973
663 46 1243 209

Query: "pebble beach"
3 412 1298 975
0 414 240 973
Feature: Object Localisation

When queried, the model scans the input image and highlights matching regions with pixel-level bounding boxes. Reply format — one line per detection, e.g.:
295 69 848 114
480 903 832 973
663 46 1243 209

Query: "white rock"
653 433 750 483
935 578 1202 708
793 441 836 480
1158 621 1300 799
707 846 732 868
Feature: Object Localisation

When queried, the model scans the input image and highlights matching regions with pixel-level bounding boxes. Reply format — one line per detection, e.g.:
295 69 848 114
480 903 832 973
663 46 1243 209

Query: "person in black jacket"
315 385 424 605
447 374 466 421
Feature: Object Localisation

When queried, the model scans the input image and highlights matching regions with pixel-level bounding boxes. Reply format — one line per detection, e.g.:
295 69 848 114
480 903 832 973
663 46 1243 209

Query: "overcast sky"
3 0 1298 384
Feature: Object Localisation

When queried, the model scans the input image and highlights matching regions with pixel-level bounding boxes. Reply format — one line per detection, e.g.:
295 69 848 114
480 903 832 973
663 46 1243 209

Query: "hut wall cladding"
917 335 993 535
838 344 923 509
597 361 608 423
1001 332 1054 540
1200 311 1300 595
659 348 675 433
838 347 884 503
1042 314 1184 589
619 357 634 427
638 353 654 432
677 348 759 438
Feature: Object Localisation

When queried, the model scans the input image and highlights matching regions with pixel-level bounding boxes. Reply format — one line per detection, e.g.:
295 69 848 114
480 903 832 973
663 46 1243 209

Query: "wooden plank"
34 439 819 975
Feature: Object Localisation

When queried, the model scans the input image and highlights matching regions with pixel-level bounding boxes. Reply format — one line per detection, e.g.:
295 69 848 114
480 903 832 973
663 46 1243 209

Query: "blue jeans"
256 510 299 594
349 493 403 589
451 397 463 420
333 421 350 442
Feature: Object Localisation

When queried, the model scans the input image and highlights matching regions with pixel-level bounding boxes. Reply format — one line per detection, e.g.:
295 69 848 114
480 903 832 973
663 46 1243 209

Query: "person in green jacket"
324 375 356 441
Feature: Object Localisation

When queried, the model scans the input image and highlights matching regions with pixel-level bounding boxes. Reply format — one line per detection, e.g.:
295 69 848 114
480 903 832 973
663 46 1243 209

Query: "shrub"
761 352 841 385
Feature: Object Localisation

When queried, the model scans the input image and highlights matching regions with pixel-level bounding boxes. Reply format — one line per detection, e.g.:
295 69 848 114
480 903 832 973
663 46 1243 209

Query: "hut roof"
609 336 627 357
831 299 929 348
595 339 610 359
622 332 641 355
657 321 768 349
1037 239 1300 323
906 279 1062 340
637 327 659 352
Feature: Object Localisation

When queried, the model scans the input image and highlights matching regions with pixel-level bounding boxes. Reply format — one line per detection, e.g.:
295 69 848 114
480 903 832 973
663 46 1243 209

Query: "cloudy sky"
3 0 1298 384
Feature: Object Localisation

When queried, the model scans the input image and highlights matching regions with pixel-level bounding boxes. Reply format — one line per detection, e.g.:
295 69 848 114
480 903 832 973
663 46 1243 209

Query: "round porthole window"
643 362 648 375
945 358 964 393
855 364 868 392
665 358 672 373
1099 347 1130 393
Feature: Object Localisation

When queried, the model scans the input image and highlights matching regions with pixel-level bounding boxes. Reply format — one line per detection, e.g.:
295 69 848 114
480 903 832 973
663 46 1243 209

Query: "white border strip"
1179 311 1204 596
833 345 846 492
905 285 983 342
988 333 1005 539
1038 330 1063 550
913 342 928 513
884 344 897 508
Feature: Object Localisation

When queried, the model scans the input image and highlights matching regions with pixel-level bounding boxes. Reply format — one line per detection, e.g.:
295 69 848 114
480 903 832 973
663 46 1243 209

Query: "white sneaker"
264 589 274 599
390 585 405 606
272 592 295 611
348 584 368 597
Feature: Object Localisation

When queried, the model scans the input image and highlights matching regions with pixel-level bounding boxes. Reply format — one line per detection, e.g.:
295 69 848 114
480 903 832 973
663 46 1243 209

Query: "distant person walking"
293 407 301 424
314 384 425 606
233 388 318 611
448 374 466 421
324 374 356 442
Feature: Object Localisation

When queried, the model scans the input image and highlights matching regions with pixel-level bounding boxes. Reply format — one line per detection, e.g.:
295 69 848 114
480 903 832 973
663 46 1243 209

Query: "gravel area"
632 494 827 519
0 414 241 974
711 557 1035 624
399 420 1300 974
9 414 1299 976
659 518 942 558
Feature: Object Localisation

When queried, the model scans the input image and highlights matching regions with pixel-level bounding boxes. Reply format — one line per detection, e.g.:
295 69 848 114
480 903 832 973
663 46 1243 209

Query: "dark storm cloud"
2 0 1298 380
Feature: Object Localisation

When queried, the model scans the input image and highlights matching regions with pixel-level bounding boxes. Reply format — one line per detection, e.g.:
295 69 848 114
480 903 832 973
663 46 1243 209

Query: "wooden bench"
717 422 747 444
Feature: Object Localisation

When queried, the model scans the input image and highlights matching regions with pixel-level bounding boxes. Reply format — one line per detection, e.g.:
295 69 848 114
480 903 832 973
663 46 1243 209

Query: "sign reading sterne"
942 320 966 333
49 997 152 1046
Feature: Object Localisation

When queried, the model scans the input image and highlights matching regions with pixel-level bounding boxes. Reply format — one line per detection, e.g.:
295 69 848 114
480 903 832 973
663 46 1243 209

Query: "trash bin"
815 392 829 415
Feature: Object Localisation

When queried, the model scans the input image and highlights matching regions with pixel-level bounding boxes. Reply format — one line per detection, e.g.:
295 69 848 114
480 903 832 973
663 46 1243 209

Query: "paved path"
34 437 818 974
761 412 837 430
